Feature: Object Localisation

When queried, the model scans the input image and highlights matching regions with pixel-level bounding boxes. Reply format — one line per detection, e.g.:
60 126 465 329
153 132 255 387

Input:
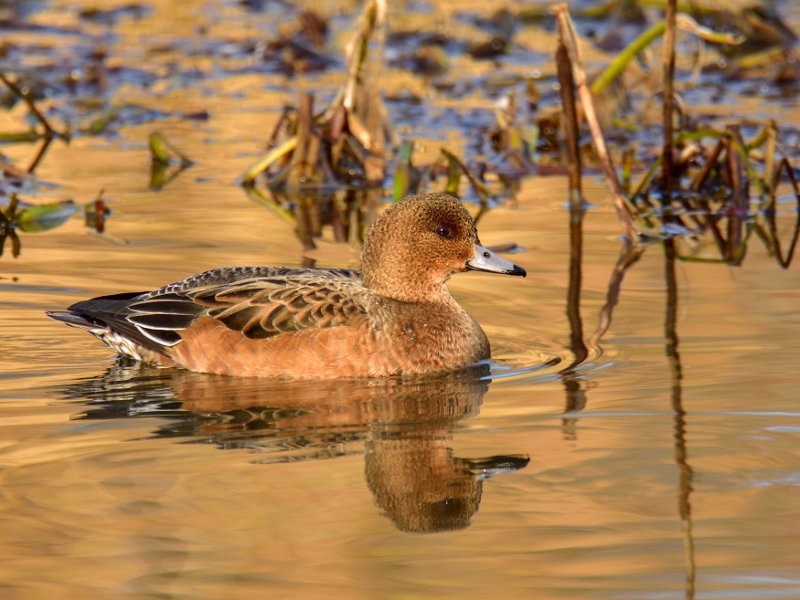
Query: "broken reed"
553 3 637 243
551 3 799 268
240 0 390 190
661 0 677 202
628 122 799 268
242 1 800 265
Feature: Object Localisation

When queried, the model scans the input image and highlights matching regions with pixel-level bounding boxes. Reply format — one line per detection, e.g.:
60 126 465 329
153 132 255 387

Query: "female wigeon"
47 193 525 378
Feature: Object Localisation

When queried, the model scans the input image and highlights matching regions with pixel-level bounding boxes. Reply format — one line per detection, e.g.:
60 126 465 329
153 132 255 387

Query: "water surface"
2 1 800 599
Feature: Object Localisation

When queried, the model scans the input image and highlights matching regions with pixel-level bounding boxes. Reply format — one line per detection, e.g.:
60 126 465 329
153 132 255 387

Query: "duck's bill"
467 245 527 277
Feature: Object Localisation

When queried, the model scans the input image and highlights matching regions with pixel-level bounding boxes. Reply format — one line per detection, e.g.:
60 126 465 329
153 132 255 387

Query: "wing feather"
181 273 368 340
183 268 366 339
59 266 366 354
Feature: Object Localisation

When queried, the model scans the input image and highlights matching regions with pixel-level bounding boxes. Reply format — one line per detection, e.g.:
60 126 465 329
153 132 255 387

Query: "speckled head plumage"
361 193 524 303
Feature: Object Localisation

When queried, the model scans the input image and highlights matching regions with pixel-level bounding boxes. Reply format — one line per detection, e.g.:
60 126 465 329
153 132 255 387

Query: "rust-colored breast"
170 316 369 378
168 295 490 379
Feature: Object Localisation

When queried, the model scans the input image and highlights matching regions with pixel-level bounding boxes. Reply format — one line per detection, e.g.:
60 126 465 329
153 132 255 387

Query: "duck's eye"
435 225 451 239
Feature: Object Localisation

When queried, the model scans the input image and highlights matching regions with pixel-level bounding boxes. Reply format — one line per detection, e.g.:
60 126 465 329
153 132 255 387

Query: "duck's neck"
363 270 453 304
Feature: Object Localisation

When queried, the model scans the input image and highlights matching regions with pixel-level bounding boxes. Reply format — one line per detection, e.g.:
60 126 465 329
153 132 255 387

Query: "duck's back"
49 266 374 377
49 265 489 378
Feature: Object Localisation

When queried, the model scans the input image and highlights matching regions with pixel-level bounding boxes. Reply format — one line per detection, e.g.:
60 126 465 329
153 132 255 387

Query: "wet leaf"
14 200 78 233
86 110 117 135
591 22 666 95
444 154 462 196
148 131 194 166
0 130 43 143
149 132 171 164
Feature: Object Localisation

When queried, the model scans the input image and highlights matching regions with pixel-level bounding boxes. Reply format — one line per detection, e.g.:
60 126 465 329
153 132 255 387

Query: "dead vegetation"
550 0 800 269
1 0 800 264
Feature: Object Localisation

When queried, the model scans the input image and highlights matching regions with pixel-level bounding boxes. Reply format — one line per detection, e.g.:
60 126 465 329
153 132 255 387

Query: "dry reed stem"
241 0 388 187
555 41 582 211
551 4 638 244
565 202 588 370
764 120 777 204
662 0 677 202
726 125 747 262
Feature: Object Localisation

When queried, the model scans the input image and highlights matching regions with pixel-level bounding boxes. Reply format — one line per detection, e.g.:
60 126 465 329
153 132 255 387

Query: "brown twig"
26 137 54 174
0 73 56 137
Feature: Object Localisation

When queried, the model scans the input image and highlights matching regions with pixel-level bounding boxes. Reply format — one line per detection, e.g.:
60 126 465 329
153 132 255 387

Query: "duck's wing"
52 267 366 355
183 267 368 340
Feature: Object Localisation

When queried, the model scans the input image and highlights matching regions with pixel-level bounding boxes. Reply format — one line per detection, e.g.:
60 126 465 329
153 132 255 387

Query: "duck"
47 192 526 379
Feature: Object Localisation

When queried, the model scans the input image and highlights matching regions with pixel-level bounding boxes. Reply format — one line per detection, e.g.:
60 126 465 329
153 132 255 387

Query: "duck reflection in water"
62 361 529 533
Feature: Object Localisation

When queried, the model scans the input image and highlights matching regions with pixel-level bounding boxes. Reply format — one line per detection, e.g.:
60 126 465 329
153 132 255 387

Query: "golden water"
2 1 800 598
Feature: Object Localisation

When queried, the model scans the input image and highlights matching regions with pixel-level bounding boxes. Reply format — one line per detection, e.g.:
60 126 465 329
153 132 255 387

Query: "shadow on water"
58 364 529 534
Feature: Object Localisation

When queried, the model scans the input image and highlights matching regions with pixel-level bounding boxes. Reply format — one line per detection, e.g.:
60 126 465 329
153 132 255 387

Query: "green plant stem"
591 22 666 95
240 137 299 187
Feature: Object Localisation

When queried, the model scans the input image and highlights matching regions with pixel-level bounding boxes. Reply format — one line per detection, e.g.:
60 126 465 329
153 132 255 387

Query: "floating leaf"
86 109 117 135
148 131 194 166
15 200 78 232
0 130 43 143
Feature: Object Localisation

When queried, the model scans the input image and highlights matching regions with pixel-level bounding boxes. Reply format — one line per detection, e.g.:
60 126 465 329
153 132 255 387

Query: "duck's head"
360 192 526 303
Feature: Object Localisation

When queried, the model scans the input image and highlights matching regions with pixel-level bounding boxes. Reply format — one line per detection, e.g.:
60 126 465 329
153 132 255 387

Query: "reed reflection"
60 363 528 533
665 237 696 599
559 214 696 597
559 159 696 595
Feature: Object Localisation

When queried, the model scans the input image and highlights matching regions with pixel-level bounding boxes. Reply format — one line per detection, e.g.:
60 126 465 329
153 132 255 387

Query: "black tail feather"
46 311 105 330
47 290 176 357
